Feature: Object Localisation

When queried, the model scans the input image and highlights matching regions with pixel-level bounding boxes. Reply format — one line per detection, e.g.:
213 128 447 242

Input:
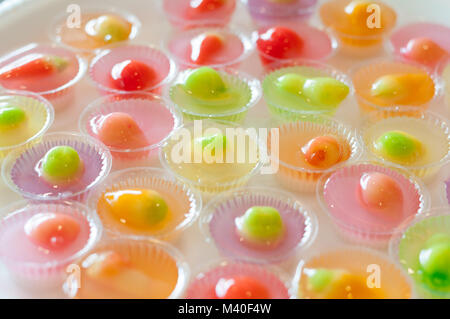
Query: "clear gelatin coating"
297 248 412 298
263 64 350 119
169 67 254 119
67 240 185 299
55 11 138 51
395 210 450 298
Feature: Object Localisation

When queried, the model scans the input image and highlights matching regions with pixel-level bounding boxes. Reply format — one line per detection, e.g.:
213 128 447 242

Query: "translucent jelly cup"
319 0 397 57
316 162 430 248
0 200 102 289
89 44 177 96
360 111 450 181
164 27 254 70
64 238 190 299
160 119 263 195
166 68 261 123
199 187 318 264
1 132 112 202
254 24 337 70
242 0 318 27
79 93 182 164
49 5 141 57
351 58 443 120
292 246 414 299
388 22 450 72
269 117 363 192
0 43 87 110
262 60 352 122
163 0 237 29
0 89 54 159
87 167 202 242
389 207 450 299
185 259 290 299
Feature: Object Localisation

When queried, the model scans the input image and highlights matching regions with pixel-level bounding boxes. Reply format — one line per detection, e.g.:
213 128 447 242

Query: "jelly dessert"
263 62 350 121
90 45 176 95
186 261 289 298
390 23 450 70
65 239 188 299
390 208 450 298
296 248 412 298
0 201 101 285
235 206 285 247
88 168 201 240
163 0 236 29
320 0 396 53
353 60 437 117
0 43 86 109
255 25 334 68
53 10 140 53
161 120 261 193
169 67 261 122
268 118 360 192
202 187 316 263
79 93 180 161
244 0 318 26
362 112 449 178
37 145 85 188
319 163 427 246
166 28 252 69
0 91 53 159
2 132 112 202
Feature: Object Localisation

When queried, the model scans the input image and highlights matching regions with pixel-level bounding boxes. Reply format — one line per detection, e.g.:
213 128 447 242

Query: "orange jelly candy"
97 112 148 150
99 188 169 231
24 213 80 250
301 136 342 169
326 272 386 299
358 172 403 213
215 276 270 299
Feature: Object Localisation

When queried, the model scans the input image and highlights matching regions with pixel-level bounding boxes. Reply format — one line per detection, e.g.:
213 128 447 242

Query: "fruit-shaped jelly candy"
275 73 306 96
86 15 132 44
302 77 350 108
41 146 84 184
0 54 68 80
374 130 423 164
400 38 448 68
419 234 450 290
358 172 403 213
301 136 342 169
0 104 26 130
370 73 435 105
215 276 270 299
103 188 169 230
184 67 227 99
235 206 284 246
110 60 156 91
190 32 224 65
257 27 304 63
24 213 80 250
97 112 148 149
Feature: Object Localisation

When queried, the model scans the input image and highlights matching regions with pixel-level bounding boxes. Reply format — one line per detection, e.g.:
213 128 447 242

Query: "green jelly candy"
302 77 349 107
184 67 227 99
195 133 227 156
236 206 284 242
275 73 306 96
42 146 82 181
419 242 450 289
374 131 421 162
307 268 335 293
0 105 26 128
